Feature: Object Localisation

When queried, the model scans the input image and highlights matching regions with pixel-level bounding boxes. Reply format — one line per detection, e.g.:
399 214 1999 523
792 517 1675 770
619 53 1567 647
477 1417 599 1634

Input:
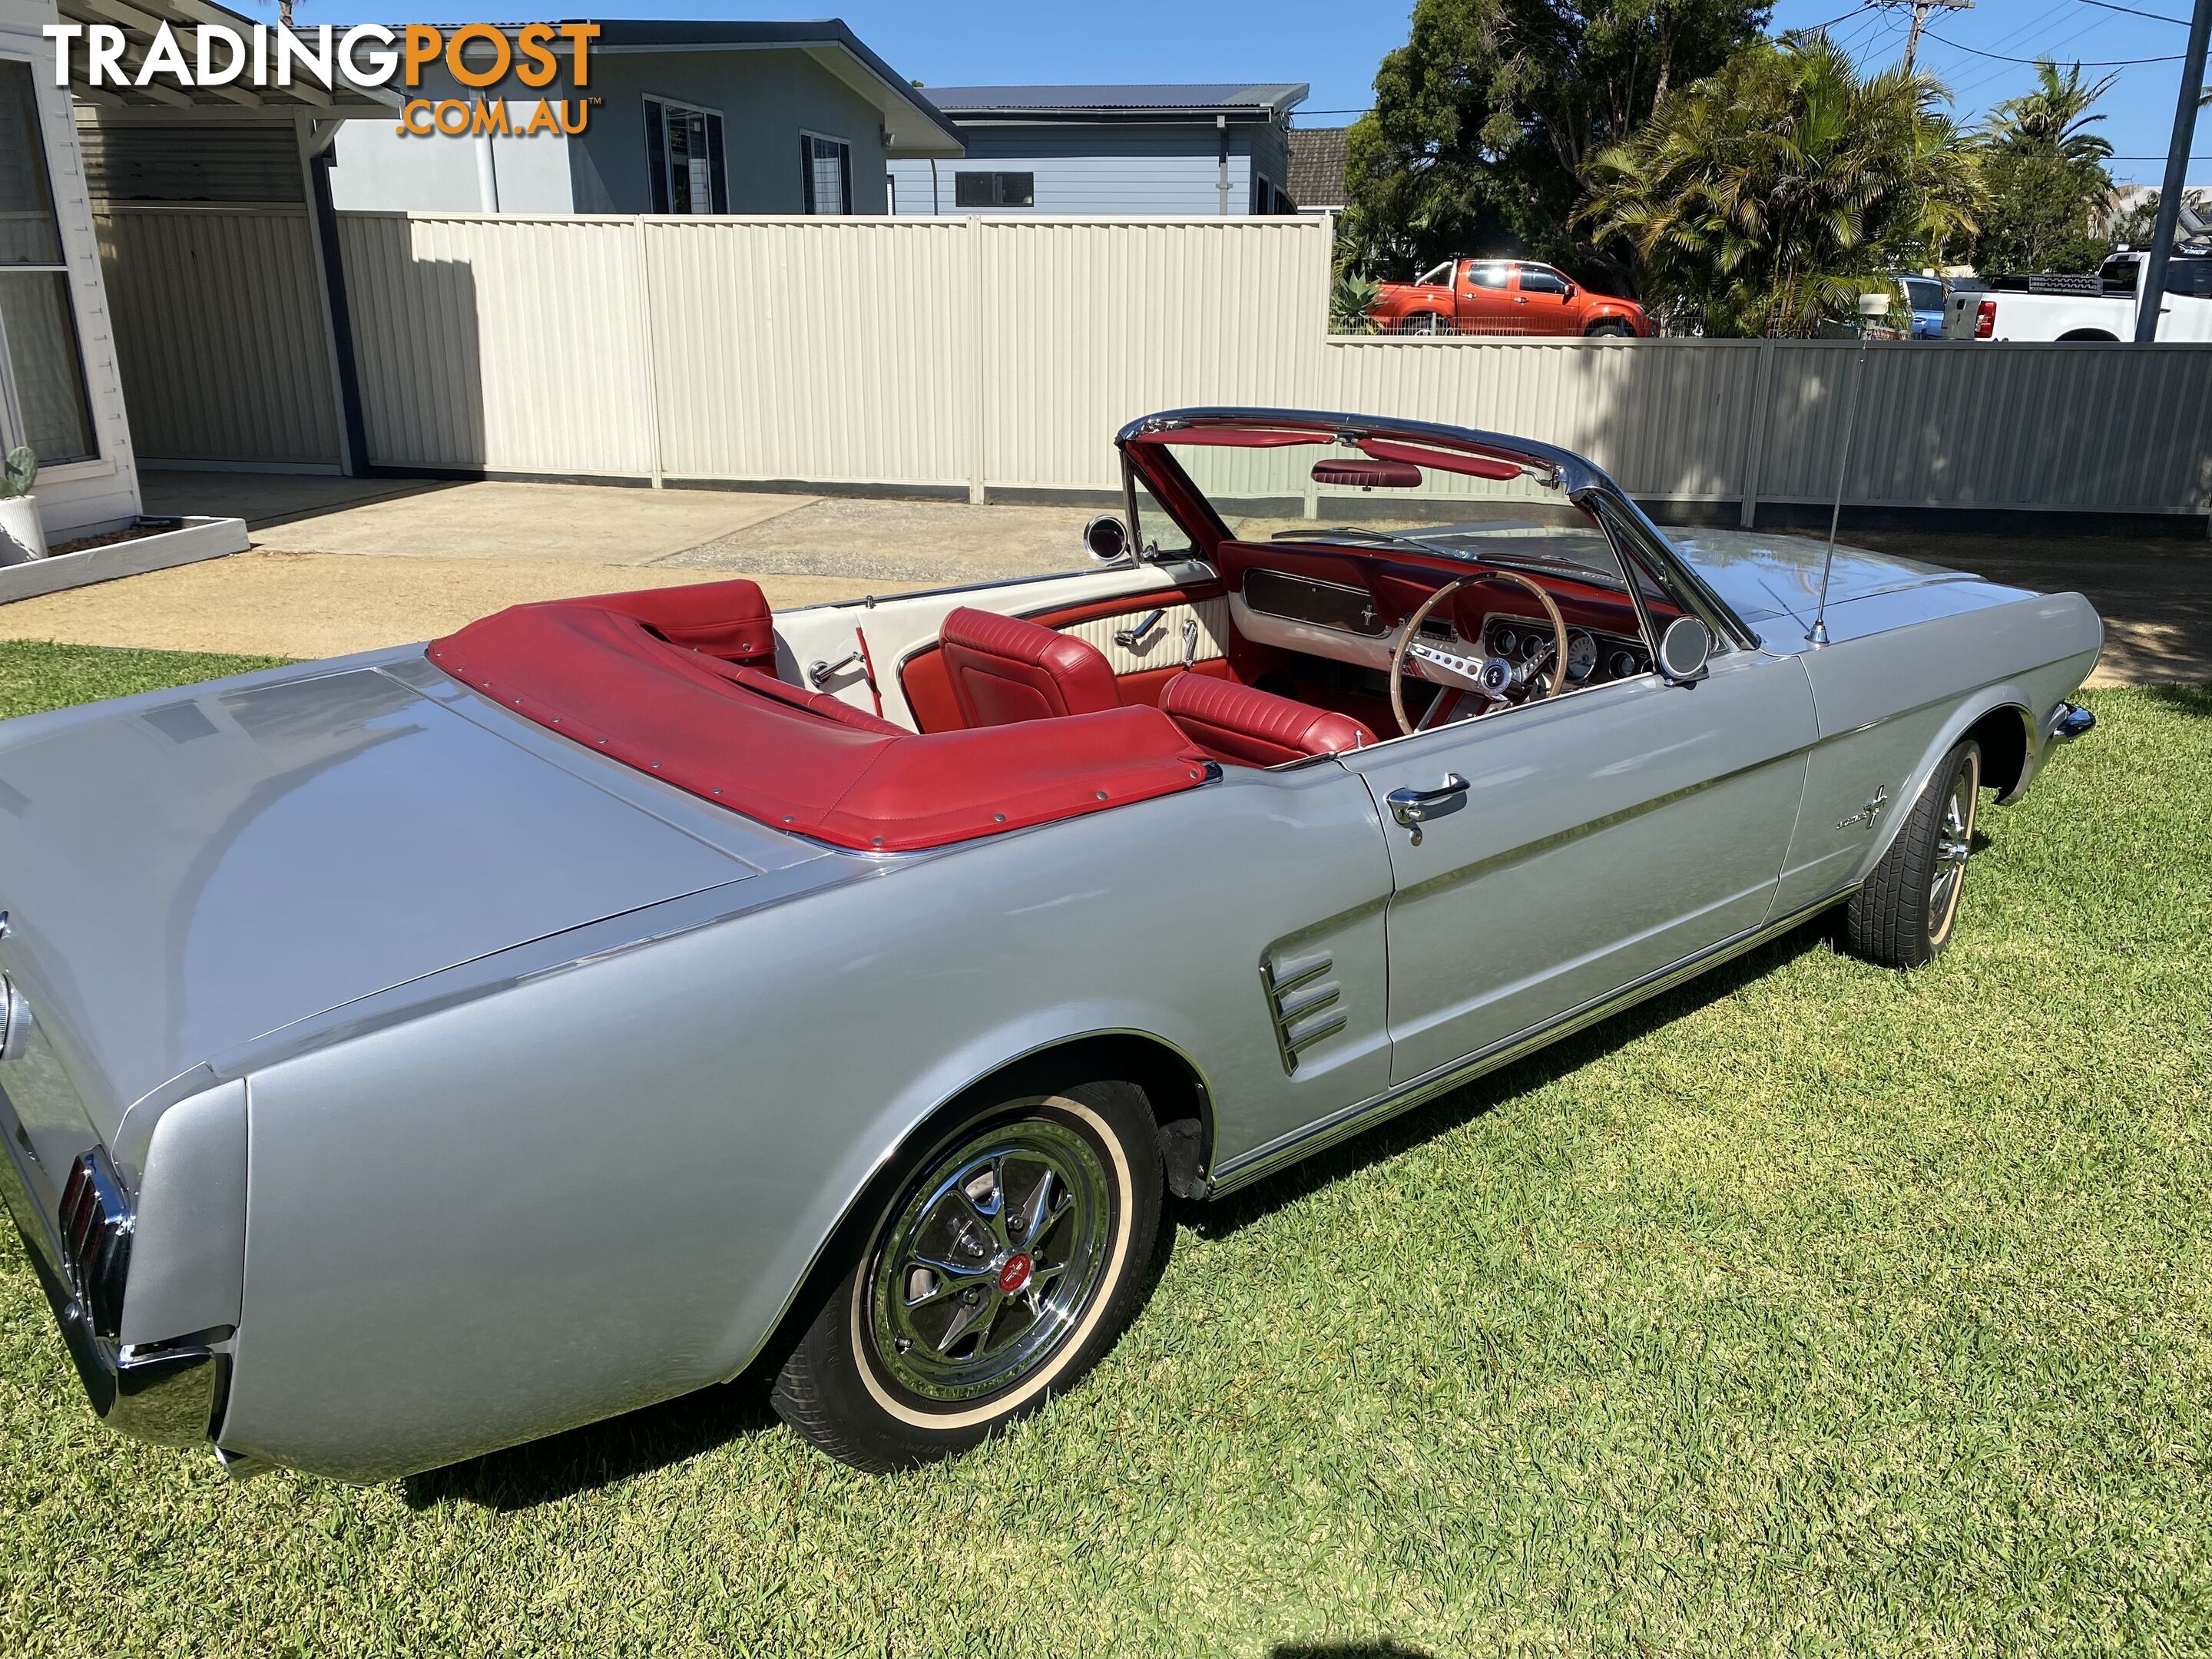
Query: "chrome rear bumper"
1 1085 221 1449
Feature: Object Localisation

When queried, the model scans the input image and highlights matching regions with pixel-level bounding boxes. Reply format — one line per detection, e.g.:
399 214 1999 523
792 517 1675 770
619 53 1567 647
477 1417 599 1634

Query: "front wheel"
1840 739 1981 969
770 1075 1164 1471
1584 320 1634 337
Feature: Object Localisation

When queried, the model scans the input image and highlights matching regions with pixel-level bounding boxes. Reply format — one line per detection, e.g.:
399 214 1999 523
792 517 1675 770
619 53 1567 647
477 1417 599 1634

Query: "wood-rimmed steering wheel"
1387 572 1570 737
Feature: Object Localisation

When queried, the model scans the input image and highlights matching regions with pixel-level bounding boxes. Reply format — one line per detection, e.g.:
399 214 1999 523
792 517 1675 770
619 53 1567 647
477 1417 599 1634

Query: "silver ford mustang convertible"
0 410 2100 1479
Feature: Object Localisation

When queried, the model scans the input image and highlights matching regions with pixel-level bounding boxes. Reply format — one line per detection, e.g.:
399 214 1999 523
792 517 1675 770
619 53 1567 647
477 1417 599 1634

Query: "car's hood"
1666 528 1990 630
0 660 761 1135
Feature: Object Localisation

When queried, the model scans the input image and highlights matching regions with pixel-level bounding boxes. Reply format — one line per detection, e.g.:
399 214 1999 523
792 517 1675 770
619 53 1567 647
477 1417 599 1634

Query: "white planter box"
0 495 45 562
0 515 250 604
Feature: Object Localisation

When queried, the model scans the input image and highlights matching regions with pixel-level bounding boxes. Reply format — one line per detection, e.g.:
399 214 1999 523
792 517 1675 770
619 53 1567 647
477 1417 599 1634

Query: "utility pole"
2137 0 2212 341
1876 0 1973 76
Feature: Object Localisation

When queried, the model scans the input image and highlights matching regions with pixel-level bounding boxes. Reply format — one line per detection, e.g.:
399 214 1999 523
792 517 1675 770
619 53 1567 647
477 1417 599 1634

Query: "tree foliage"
1578 34 1976 336
1967 61 2118 276
1339 0 1768 280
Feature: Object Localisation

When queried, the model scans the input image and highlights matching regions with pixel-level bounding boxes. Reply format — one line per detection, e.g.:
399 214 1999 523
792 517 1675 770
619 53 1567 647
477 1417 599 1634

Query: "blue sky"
249 1 2208 187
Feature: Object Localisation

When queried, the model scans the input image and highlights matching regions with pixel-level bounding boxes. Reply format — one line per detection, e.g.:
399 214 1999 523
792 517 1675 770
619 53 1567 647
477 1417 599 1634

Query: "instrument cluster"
1484 617 1651 687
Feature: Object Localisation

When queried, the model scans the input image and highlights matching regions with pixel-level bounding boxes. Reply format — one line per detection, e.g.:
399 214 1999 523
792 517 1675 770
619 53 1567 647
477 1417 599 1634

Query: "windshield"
2100 258 2141 295
1146 429 1628 588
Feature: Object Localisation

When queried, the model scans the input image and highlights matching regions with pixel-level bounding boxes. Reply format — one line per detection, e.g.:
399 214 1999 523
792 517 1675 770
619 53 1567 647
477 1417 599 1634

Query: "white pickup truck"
1944 250 2212 342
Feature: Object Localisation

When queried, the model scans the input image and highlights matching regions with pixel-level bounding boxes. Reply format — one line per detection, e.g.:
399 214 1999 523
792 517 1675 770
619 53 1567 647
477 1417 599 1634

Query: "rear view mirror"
1312 458 1422 490
1083 515 1129 562
1657 616 1713 684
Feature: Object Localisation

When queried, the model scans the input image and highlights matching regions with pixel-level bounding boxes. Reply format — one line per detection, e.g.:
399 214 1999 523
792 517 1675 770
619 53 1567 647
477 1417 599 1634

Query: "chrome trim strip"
1209 891 1849 1195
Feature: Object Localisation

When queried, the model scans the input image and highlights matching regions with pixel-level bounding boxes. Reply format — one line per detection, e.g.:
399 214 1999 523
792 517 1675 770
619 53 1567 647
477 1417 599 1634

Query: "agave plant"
1 445 36 501
1329 274 1382 335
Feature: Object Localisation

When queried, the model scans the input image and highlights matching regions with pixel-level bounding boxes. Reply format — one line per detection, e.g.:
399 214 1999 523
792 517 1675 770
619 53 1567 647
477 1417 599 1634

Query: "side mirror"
1656 616 1712 684
1083 515 1130 563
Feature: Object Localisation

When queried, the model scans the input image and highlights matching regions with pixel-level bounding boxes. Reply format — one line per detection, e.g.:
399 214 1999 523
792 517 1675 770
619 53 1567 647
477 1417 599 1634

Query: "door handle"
1386 773 1469 829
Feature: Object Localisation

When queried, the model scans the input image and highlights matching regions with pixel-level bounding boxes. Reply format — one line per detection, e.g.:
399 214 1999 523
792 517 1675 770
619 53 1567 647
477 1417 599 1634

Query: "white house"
886 84 1308 217
1 0 141 541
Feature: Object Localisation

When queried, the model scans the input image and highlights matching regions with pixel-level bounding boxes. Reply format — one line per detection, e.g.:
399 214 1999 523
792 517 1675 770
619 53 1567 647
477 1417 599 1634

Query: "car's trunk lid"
0 662 762 1142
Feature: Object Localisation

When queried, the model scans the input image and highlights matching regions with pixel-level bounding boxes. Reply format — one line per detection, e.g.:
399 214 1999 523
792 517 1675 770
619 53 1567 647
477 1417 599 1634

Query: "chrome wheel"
864 1117 1114 1403
1929 758 1978 937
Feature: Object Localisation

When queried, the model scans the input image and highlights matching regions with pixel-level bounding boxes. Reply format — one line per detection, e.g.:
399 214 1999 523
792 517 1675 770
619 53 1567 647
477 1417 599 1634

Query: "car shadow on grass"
1192 918 1834 1241
1270 1643 1437 1658
402 920 1830 1512
401 1376 780 1512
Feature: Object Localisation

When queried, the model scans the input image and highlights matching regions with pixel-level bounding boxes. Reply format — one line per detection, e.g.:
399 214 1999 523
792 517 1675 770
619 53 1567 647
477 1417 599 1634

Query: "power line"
2075 0 2190 22
1921 26 2187 62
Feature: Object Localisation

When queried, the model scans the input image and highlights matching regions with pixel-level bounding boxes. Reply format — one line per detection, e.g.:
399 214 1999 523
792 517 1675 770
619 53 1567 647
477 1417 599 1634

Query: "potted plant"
0 446 43 563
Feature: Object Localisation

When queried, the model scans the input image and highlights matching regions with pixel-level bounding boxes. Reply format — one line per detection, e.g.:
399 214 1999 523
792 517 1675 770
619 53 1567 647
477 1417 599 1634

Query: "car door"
1510 265 1576 336
1458 260 1516 334
1336 637 1816 1088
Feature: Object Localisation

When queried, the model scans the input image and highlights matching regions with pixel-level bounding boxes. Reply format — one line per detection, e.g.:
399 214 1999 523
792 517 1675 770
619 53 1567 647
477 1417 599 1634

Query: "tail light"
1974 300 1995 339
58 1149 133 1339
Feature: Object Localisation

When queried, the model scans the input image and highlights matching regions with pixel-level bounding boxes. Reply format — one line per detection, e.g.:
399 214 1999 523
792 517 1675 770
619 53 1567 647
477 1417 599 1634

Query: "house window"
0 60 95 467
801 133 853 215
644 96 727 215
952 171 1034 208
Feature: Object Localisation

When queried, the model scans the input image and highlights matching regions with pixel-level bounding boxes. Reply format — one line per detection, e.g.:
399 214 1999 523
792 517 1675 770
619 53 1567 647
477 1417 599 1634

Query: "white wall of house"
889 124 1276 216
0 0 141 537
331 93 579 215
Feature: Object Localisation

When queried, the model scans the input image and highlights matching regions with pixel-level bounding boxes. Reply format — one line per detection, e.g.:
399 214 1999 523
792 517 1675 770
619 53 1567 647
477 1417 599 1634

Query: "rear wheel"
770 1073 1164 1471
1399 312 1449 336
1840 740 1982 969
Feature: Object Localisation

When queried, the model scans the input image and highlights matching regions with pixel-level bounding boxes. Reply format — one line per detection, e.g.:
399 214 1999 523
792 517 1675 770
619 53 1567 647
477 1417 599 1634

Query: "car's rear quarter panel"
220 759 1393 1481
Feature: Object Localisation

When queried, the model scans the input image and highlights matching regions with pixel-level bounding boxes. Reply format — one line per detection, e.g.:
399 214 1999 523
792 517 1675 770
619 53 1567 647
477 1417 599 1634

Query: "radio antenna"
1807 335 1870 647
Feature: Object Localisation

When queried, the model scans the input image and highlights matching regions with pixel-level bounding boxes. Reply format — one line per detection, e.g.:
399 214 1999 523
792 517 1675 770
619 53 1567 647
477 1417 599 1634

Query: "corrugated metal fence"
108 208 2212 518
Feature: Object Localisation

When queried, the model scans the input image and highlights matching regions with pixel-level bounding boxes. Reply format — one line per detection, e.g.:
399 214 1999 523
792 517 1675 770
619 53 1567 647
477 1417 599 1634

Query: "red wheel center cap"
997 1253 1034 1296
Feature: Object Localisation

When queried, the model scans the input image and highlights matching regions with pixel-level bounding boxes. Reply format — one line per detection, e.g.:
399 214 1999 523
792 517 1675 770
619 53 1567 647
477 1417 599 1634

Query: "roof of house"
1286 126 1349 209
554 19 965 157
914 83 1309 124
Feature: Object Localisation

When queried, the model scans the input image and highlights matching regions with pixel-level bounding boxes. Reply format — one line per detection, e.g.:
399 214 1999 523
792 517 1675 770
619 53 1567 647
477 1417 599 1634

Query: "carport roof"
55 0 398 114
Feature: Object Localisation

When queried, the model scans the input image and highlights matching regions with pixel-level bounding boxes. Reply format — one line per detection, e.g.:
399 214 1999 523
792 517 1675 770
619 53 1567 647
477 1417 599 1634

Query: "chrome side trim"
1208 891 1850 1195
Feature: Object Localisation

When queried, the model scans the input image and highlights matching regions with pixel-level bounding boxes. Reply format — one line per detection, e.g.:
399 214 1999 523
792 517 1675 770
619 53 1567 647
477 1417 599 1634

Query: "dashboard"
1229 560 1657 692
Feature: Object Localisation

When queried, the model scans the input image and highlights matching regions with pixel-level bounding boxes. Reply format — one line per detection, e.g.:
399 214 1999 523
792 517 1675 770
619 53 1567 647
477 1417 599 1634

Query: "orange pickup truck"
1369 259 1654 337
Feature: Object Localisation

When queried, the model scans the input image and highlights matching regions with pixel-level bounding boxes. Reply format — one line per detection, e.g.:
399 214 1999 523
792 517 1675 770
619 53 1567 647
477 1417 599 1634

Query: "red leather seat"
939 606 1121 727
1160 672 1376 767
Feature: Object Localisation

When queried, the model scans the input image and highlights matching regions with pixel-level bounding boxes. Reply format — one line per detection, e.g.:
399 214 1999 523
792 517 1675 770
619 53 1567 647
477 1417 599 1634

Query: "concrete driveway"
2 471 2203 684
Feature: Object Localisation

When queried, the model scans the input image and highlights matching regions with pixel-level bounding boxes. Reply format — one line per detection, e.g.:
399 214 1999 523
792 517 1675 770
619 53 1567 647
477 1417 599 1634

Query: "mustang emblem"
997 1253 1034 1296
1837 784 1890 832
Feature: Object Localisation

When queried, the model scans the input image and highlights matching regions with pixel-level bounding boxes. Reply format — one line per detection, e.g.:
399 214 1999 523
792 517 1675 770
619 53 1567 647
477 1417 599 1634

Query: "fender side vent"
1262 952 1347 1075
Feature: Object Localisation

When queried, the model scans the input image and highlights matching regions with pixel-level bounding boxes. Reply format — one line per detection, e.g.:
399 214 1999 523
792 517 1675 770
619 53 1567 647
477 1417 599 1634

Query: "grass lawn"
2 643 2207 1657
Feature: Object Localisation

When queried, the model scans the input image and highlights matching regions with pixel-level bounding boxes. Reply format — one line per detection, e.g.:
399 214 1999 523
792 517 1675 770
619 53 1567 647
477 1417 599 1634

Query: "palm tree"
1982 61 2118 164
1971 60 2120 276
1579 34 1978 336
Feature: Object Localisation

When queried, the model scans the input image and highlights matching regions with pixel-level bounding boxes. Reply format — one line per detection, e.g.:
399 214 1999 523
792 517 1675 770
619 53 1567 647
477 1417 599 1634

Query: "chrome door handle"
1386 773 1468 828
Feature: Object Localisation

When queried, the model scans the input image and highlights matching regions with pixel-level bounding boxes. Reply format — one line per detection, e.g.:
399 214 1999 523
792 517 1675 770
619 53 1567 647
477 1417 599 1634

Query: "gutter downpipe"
1217 114 1229 214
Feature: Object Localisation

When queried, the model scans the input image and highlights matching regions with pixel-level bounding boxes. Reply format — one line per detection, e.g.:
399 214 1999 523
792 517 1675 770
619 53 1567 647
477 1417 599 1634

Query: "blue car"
1899 274 1948 339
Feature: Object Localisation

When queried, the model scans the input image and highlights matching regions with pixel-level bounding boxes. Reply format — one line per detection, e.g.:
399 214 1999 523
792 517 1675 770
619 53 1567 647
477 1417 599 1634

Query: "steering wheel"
1388 571 1570 737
